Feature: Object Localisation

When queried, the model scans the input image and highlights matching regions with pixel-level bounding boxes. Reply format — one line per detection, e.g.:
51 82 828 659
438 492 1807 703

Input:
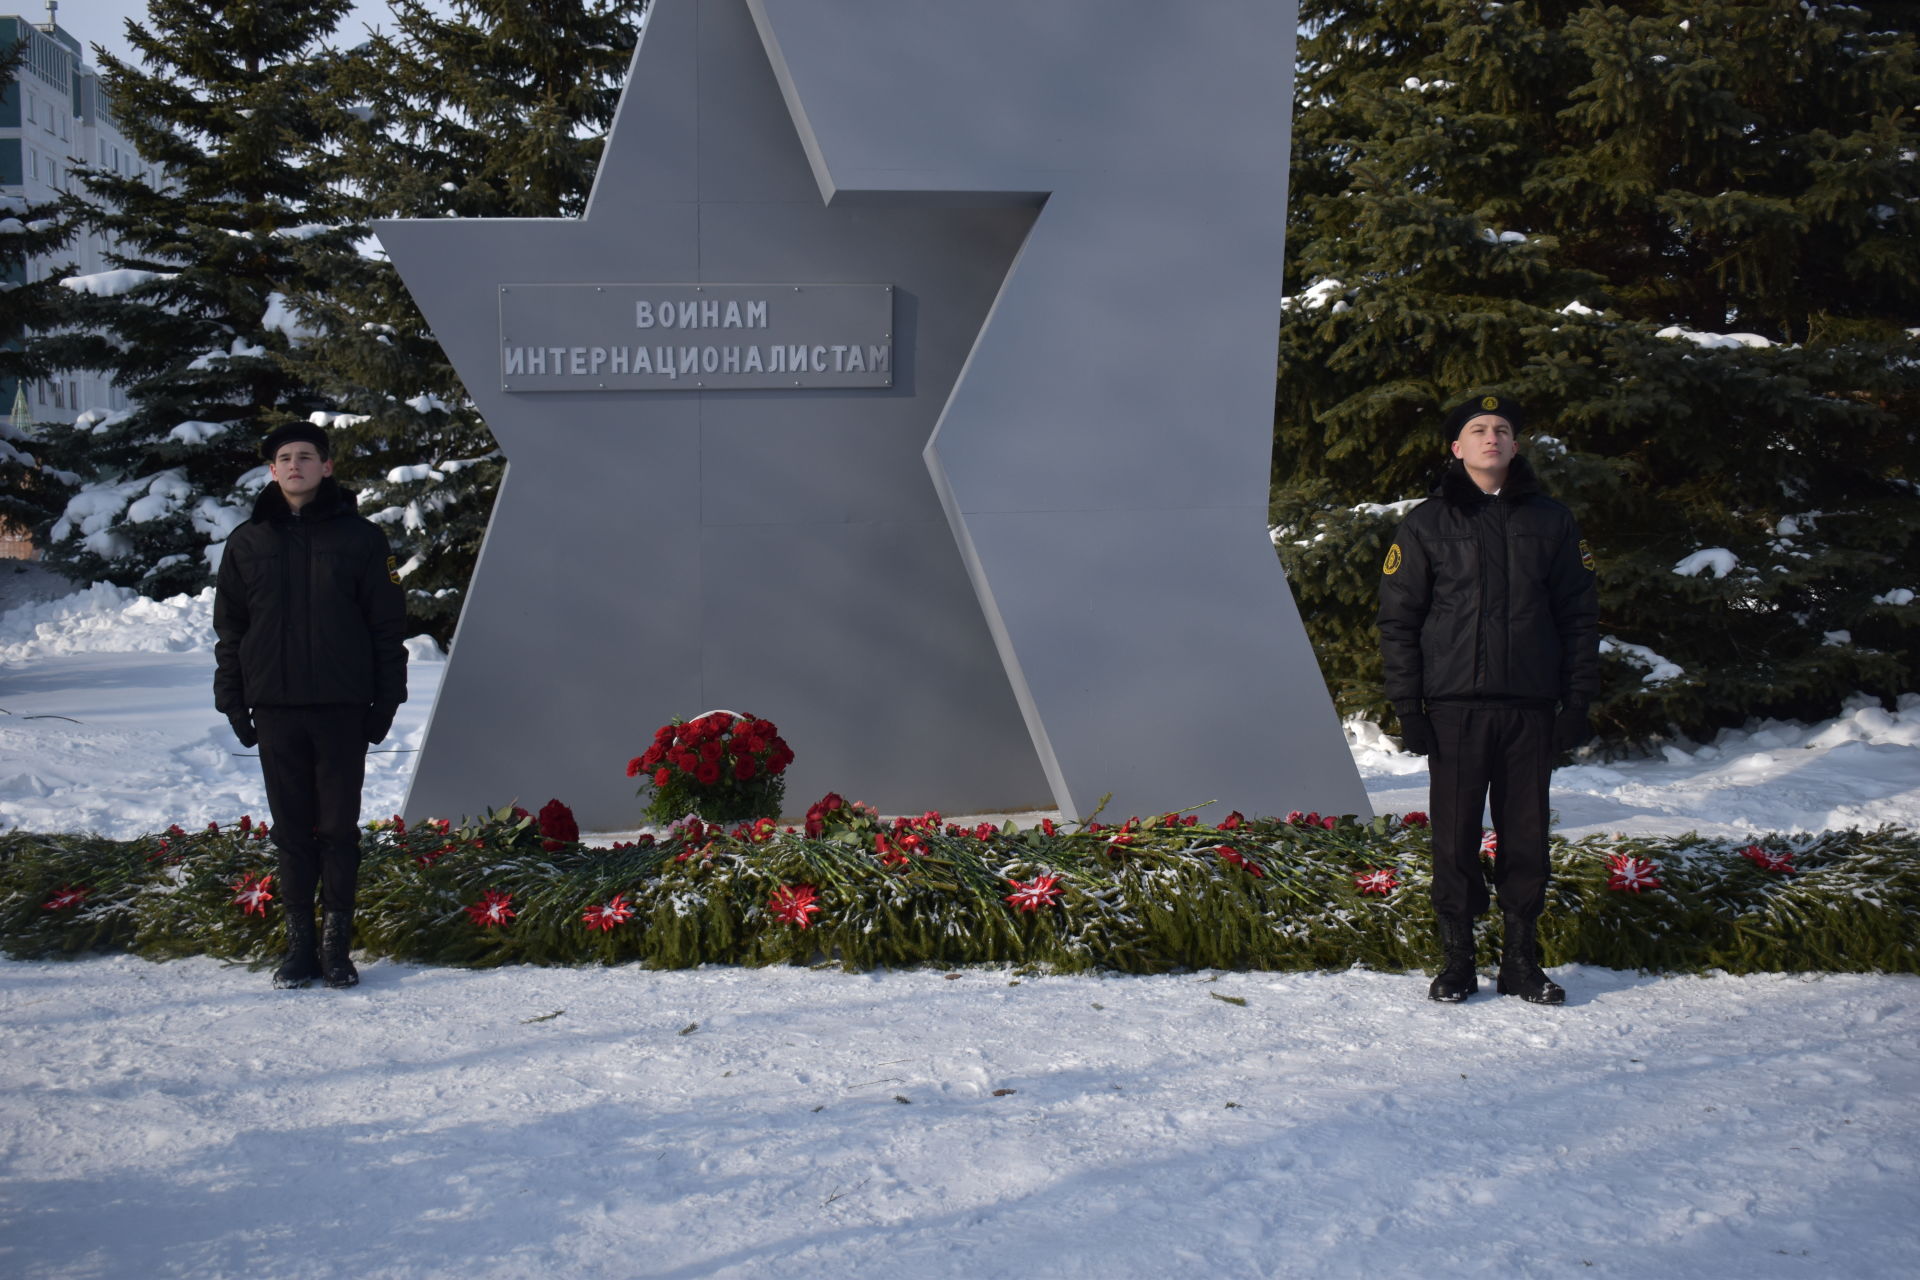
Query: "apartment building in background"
3 4 156 428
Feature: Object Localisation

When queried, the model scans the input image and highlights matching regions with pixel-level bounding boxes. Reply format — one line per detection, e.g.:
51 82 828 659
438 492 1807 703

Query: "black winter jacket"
1377 455 1599 710
213 478 407 714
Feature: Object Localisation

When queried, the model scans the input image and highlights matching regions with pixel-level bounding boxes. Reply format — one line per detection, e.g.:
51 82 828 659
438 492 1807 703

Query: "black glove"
1394 702 1435 757
364 703 399 745
227 712 258 749
1552 704 1594 754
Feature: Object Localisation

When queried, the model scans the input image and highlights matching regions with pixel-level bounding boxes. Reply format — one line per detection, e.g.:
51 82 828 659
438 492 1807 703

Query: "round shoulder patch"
1579 539 1596 573
1382 543 1403 575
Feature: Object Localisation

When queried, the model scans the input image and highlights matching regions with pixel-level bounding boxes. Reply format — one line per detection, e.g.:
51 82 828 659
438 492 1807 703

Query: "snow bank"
0 583 216 661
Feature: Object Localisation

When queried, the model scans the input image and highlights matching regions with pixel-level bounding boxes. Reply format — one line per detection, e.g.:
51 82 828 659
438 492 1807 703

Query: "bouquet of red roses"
627 711 794 824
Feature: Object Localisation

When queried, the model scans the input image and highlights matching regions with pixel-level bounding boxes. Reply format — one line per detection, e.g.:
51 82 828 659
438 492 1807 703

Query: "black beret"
1443 393 1524 440
259 422 332 460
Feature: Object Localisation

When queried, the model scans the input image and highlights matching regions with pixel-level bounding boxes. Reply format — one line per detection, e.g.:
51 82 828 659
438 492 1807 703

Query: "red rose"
537 798 579 845
1220 811 1246 830
654 725 675 744
819 792 845 812
734 757 757 781
699 739 723 763
1401 811 1429 828
696 761 722 786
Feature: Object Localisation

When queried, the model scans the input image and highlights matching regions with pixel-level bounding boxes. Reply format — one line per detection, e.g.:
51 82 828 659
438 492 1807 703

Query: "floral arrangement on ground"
2 797 1914 975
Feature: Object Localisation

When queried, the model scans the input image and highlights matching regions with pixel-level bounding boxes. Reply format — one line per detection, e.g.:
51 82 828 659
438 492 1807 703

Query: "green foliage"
31 0 358 598
1279 0 1920 744
4 810 1914 976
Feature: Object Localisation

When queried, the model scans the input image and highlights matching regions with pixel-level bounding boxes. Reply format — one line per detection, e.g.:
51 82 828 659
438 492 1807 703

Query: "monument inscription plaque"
499 283 894 390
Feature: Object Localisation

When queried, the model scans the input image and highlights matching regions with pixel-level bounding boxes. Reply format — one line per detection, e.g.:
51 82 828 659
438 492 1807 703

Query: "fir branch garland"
2 809 1914 976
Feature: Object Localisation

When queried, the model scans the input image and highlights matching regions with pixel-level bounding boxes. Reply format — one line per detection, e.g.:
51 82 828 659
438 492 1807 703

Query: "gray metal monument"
378 0 1371 829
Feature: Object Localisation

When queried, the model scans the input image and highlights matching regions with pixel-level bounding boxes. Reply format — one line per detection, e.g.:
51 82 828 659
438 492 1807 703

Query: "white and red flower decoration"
1004 875 1063 913
230 872 274 916
1354 867 1399 896
466 889 516 927
1607 853 1662 893
42 884 90 910
769 883 822 929
582 893 636 932
1739 843 1795 874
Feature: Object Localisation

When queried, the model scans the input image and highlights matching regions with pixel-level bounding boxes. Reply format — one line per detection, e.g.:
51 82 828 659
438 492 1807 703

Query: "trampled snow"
2 572 1918 1278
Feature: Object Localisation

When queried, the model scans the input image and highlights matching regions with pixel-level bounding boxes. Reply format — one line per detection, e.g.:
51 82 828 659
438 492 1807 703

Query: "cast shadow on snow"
1 966 1882 1276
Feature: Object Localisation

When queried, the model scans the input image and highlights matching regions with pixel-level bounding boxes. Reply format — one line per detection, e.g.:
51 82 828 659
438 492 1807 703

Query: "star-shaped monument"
380 0 1368 829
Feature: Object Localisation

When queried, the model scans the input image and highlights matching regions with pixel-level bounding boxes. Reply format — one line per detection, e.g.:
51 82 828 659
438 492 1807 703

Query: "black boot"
1428 914 1479 1002
1496 913 1565 1004
272 909 322 989
321 909 359 989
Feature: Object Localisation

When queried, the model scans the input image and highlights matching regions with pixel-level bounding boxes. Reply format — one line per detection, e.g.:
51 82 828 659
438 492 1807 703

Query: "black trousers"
255 705 367 916
1427 703 1553 922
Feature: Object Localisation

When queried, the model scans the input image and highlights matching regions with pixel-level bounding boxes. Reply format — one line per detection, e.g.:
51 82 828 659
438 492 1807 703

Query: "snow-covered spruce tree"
287 0 645 644
32 0 357 598
1275 0 1920 745
0 178 78 542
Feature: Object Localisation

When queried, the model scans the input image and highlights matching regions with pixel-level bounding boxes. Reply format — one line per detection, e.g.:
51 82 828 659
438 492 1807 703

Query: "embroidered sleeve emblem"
1579 539 1596 573
1383 543 1403 575
387 554 401 585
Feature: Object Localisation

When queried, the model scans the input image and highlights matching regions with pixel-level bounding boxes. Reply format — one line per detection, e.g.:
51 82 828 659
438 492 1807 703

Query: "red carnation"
654 767 671 788
626 757 645 778
1219 811 1246 830
1402 811 1429 828
1216 847 1265 877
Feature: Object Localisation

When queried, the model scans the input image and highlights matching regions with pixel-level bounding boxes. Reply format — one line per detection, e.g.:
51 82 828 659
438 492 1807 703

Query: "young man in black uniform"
1377 394 1599 1005
214 423 407 989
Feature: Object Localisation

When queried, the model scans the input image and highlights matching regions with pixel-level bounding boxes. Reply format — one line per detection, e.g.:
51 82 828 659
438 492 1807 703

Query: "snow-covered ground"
3 573 1918 1279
